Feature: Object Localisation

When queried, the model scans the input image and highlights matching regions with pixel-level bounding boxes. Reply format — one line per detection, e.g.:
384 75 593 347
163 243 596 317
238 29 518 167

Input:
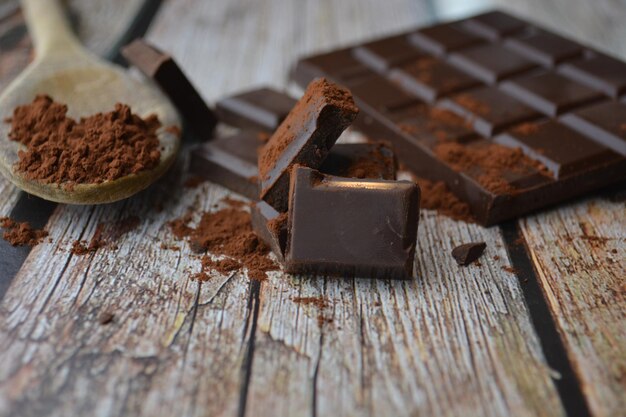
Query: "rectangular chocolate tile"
389 56 481 102
352 34 425 73
285 166 420 279
292 48 374 88
504 29 583 67
448 43 537 84
494 120 621 178
349 74 420 114
408 22 484 56
392 104 477 146
320 143 397 180
216 87 297 131
460 10 526 40
121 39 217 139
439 86 541 136
500 72 603 116
190 131 260 199
560 101 626 155
558 53 626 97
258 78 359 211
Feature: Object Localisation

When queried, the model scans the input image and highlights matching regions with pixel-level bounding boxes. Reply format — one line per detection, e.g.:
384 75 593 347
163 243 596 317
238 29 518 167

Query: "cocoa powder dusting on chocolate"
513 122 540 136
412 177 475 223
169 202 278 281
454 94 490 116
435 141 550 194
6 95 162 186
0 217 48 247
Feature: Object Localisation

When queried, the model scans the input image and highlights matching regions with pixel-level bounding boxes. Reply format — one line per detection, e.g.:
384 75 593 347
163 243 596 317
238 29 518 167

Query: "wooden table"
0 1 624 416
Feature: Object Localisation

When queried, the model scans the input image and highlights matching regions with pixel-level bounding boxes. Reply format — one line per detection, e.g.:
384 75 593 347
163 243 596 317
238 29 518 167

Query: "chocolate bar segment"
494 120 621 178
285 167 420 279
121 39 217 139
292 49 374 88
504 29 583 66
258 78 358 211
560 101 626 156
558 54 626 98
352 34 425 73
251 201 287 261
216 87 297 131
409 23 484 56
461 11 526 40
189 131 260 199
500 72 603 116
320 143 397 180
448 43 536 83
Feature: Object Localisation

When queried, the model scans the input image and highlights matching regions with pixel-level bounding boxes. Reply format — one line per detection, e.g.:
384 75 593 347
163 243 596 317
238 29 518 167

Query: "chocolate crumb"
501 265 517 274
98 312 115 325
452 242 487 266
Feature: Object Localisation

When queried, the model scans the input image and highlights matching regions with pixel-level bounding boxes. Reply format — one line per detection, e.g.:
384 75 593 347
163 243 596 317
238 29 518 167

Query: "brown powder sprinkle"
292 296 329 309
454 94 490 116
513 122 540 136
6 95 162 186
412 177 475 223
169 202 279 281
0 217 48 247
71 216 140 255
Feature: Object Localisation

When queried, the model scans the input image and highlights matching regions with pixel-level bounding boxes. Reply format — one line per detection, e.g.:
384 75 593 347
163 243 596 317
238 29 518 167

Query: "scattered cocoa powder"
454 94 490 116
501 265 517 274
71 216 140 255
411 177 475 223
5 95 162 186
0 217 48 246
292 296 329 309
169 200 278 281
513 122 540 136
267 212 288 236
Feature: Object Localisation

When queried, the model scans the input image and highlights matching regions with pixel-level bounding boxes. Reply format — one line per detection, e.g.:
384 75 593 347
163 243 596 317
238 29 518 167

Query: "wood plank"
518 195 626 417
248 211 565 417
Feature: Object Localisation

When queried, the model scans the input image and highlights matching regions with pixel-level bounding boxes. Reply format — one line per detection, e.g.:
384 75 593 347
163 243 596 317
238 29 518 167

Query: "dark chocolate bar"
216 87 297 132
292 10 626 225
285 166 420 279
258 78 359 211
250 201 287 261
121 39 217 139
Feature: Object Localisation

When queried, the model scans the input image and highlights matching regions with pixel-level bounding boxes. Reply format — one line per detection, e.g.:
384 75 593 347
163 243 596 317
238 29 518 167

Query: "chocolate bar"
293 10 626 225
121 39 217 139
216 87 297 131
258 78 359 211
285 166 420 279
190 130 397 200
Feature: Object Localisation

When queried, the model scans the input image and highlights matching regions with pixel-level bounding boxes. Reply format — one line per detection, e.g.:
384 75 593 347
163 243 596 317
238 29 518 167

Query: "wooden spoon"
0 0 181 204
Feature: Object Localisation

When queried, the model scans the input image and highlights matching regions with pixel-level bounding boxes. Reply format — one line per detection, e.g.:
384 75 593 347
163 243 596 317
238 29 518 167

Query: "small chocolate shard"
258 78 359 211
451 242 487 266
121 38 217 139
98 312 115 325
251 201 287 261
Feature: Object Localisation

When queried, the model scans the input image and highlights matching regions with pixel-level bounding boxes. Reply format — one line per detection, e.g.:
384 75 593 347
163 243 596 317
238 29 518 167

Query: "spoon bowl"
0 0 181 204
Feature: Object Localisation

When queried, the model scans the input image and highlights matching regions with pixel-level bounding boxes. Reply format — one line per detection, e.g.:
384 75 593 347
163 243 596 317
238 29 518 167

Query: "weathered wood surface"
518 196 626 417
0 0 625 416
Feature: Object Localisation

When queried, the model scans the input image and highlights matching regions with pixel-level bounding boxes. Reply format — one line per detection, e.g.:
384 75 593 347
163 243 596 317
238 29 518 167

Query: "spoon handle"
21 0 81 58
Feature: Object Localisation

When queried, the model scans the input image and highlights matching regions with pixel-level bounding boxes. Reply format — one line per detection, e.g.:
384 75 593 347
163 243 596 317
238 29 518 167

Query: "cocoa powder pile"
169 200 278 281
5 95 162 186
411 177 474 223
0 217 48 246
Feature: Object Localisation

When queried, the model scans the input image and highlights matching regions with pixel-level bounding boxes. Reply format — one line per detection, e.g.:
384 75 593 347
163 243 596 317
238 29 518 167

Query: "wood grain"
518 195 626 417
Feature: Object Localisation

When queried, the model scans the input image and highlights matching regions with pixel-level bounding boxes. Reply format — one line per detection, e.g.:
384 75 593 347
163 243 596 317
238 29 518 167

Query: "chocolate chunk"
121 39 217 139
461 10 526 40
409 22 484 56
560 101 626 156
451 242 486 266
258 78 359 211
251 201 287 261
448 43 537 84
189 131 260 199
558 54 626 98
285 167 420 279
216 87 297 131
504 29 583 67
389 56 480 103
501 72 603 116
352 34 425 73
289 10 626 225
495 121 620 178
440 86 541 136
320 143 397 180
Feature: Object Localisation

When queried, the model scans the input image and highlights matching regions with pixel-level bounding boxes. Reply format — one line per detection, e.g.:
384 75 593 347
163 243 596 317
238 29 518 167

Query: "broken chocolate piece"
258 78 359 211
251 201 287 261
121 39 217 139
285 166 420 279
451 242 486 266
216 87 297 131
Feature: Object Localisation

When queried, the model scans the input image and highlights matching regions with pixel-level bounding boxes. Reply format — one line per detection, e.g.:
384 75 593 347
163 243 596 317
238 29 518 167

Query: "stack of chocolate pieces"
196 79 420 279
